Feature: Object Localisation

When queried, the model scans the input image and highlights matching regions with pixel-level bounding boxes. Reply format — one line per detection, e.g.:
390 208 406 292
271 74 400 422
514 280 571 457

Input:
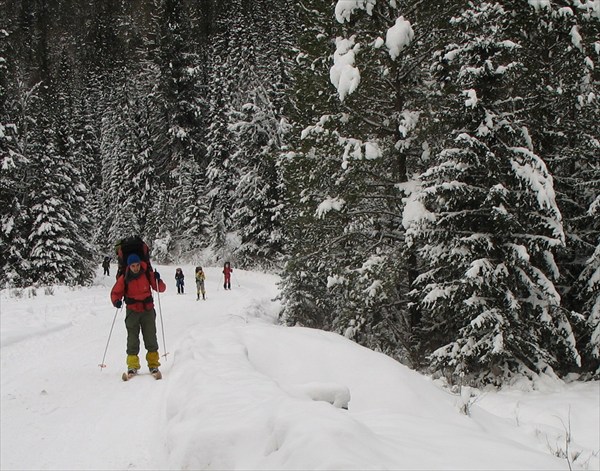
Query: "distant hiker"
195 266 206 300
175 267 185 294
110 253 166 376
223 261 233 290
102 256 111 276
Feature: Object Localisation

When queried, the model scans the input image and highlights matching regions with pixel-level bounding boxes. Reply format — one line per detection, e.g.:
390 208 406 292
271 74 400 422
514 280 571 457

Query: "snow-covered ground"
1 265 598 470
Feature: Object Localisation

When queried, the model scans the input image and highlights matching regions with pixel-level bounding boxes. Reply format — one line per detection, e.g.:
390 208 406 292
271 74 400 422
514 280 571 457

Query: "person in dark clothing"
102 256 111 276
110 254 166 376
175 267 185 294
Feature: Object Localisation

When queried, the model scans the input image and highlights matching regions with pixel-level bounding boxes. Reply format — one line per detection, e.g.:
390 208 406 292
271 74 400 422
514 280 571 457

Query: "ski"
121 370 162 381
122 371 137 381
151 370 163 380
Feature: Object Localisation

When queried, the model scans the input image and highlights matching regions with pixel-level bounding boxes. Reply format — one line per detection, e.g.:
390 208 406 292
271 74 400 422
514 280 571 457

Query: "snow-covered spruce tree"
517 2 600 325
202 1 247 263
202 0 296 267
277 0 348 330
81 2 131 252
0 11 53 288
71 47 113 250
542 5 600 379
570 191 600 378
221 0 295 268
147 0 209 255
280 0 443 364
51 51 97 284
144 187 177 264
71 86 102 224
97 86 123 249
27 115 96 285
278 132 349 331
0 40 34 287
98 74 160 246
4 24 97 286
408 2 581 385
178 155 211 259
84 0 181 255
98 82 140 246
204 65 237 261
227 96 286 268
489 0 600 379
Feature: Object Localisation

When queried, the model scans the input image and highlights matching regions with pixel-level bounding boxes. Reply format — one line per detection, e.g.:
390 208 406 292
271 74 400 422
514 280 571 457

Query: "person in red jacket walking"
223 261 233 290
111 253 166 376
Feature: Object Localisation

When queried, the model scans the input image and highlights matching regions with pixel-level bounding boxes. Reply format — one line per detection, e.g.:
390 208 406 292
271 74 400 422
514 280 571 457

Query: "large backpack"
114 236 152 279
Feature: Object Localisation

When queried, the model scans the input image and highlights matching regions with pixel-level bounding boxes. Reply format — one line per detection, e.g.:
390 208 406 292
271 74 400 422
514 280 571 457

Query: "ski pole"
155 270 169 360
99 305 121 370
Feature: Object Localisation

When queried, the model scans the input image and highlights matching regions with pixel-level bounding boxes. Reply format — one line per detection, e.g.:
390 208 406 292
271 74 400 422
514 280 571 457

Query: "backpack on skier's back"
114 236 151 278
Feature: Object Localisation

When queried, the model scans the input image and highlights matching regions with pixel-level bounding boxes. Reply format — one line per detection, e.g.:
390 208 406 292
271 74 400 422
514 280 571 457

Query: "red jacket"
111 262 166 312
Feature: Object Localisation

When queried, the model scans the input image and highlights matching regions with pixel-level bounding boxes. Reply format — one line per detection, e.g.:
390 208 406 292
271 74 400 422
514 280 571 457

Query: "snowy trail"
1 266 598 470
1 266 268 470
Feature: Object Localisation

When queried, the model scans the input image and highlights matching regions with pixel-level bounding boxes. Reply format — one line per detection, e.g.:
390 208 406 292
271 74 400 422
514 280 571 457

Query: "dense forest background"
1 0 599 385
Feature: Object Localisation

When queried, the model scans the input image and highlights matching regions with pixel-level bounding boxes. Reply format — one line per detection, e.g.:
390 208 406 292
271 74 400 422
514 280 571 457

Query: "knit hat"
127 253 141 265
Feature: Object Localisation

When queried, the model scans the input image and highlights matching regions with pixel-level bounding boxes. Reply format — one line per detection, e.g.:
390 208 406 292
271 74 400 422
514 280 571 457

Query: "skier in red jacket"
223 261 233 290
111 253 166 376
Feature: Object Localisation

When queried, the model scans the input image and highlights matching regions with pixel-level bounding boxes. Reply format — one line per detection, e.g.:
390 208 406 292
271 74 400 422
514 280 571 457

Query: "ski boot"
149 367 162 380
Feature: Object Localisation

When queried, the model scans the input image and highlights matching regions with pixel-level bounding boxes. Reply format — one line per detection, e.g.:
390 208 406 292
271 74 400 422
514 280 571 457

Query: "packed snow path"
1 266 598 470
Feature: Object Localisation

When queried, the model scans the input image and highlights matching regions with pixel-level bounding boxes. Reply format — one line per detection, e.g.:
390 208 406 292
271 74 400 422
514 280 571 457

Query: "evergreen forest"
1 0 599 385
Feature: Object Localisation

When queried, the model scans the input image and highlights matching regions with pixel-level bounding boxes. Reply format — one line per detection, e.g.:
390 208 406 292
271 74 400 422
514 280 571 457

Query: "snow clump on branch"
385 16 414 59
330 36 361 102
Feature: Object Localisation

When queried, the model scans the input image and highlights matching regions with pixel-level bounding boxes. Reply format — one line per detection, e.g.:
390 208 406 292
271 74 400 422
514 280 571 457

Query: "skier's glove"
114 300 123 309
154 270 161 281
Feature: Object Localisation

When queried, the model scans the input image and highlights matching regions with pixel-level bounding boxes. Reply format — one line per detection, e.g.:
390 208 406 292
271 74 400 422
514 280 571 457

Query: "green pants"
124 308 159 355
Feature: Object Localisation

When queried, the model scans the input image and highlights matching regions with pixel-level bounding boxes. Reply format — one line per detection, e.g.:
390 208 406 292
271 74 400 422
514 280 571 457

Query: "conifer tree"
0 57 34 286
204 84 237 259
527 2 600 379
202 0 242 260
149 0 208 251
72 84 103 246
0 9 39 287
571 197 600 378
524 3 600 328
178 154 210 258
280 0 432 363
278 0 346 329
228 97 286 266
98 73 159 246
27 113 96 285
225 34 290 266
408 2 581 384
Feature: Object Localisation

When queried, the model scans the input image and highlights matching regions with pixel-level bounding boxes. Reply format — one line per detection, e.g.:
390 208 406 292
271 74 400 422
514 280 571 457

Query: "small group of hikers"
174 266 208 301
107 238 234 378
